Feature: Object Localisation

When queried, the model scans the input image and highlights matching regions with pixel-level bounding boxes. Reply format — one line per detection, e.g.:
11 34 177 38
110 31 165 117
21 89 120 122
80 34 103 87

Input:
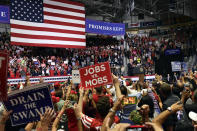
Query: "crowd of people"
126 24 197 76
1 71 197 131
125 36 157 75
1 26 196 78
0 24 197 131
149 25 197 58
0 33 126 78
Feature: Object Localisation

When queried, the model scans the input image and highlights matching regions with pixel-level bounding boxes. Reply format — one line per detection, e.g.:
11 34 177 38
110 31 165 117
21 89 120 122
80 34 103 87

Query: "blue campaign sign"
181 62 188 71
3 83 53 126
86 19 125 36
0 5 10 24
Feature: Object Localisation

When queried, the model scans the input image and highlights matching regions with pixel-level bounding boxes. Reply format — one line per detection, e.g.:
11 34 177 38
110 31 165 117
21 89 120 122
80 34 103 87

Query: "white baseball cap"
189 111 197 122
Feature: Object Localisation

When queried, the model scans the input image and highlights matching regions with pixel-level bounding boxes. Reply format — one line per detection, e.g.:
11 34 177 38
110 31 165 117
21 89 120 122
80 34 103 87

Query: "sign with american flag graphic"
10 0 86 48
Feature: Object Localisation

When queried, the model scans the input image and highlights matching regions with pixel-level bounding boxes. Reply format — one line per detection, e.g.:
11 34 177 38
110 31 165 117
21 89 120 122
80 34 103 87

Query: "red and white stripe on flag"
11 0 86 48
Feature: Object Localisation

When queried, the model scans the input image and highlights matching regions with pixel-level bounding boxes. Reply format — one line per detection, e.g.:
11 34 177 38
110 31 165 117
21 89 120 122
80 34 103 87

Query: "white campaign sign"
72 70 80 84
171 61 181 72
51 62 55 66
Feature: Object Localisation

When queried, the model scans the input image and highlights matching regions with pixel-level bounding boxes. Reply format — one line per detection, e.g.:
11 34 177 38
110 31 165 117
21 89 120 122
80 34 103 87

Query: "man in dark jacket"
159 83 180 131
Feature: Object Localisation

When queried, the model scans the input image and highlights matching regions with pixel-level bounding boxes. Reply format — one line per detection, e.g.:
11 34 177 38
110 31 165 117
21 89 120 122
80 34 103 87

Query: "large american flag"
10 0 86 48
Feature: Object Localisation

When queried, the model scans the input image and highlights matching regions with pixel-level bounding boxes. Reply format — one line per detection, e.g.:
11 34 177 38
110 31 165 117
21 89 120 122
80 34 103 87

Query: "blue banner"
86 19 125 36
0 5 10 24
165 49 180 55
3 83 53 126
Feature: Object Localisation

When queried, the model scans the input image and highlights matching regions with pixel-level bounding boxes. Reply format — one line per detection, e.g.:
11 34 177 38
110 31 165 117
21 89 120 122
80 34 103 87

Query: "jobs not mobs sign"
3 83 54 126
0 51 9 101
79 62 113 88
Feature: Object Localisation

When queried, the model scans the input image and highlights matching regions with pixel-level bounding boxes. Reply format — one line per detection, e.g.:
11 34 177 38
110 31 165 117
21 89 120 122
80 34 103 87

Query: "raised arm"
78 87 84 113
65 85 72 100
83 89 89 103
101 96 124 131
36 108 55 131
180 90 190 104
0 110 12 131
112 74 122 99
102 118 130 131
52 100 69 131
25 122 36 131
77 88 96 129
62 85 67 100
146 102 183 131
73 103 83 131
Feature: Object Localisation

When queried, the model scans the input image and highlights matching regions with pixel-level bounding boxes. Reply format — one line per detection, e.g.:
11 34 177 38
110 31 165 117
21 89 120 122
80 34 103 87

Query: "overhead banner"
0 5 9 24
0 51 9 101
3 83 54 126
171 61 181 72
165 49 181 55
79 62 113 88
140 21 161 27
86 19 125 36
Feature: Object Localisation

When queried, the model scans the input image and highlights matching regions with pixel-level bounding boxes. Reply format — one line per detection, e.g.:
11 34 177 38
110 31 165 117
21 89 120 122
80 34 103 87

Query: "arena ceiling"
0 0 196 23
72 0 197 23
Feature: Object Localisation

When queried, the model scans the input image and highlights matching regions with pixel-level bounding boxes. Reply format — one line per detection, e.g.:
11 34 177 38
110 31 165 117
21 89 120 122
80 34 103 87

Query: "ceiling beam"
151 0 159 8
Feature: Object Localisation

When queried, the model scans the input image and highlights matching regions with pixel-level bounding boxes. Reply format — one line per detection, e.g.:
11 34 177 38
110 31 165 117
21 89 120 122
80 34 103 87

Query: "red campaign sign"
79 62 113 88
0 51 9 101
